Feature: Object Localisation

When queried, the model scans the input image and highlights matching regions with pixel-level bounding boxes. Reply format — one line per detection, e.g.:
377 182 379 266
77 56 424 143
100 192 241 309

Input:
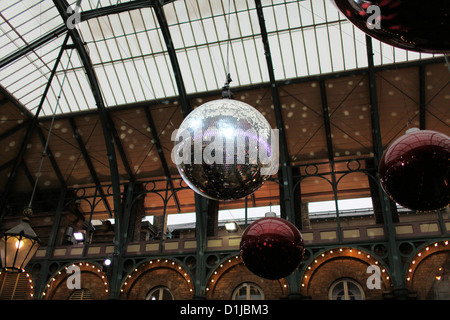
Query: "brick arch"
0 271 35 300
405 240 450 299
120 258 194 300
44 262 109 300
205 255 288 300
301 247 392 299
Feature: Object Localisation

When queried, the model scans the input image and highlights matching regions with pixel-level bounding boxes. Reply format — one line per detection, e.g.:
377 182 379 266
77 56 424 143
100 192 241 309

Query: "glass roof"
0 0 439 117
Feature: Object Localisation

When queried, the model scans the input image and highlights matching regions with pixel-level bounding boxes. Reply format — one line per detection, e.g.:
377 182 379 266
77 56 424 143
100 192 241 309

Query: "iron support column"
319 78 342 243
254 0 296 225
144 106 181 212
53 0 125 299
255 0 304 298
153 1 191 117
34 187 67 299
193 194 208 299
366 35 406 295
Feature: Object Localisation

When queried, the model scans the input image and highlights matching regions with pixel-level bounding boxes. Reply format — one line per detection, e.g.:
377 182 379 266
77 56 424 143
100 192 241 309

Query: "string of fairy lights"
120 258 194 295
42 262 109 297
0 270 34 298
17 240 449 298
300 247 392 294
406 240 450 283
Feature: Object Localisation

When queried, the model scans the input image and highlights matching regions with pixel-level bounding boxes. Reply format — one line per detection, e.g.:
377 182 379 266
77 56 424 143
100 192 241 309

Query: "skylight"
308 197 373 213
0 0 439 117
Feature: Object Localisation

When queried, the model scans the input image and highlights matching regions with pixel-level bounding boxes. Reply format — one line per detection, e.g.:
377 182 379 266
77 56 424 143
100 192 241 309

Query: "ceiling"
0 0 439 116
0 0 449 219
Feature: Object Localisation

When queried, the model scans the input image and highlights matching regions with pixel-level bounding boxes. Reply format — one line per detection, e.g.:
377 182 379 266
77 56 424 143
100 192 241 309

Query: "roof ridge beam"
153 1 191 117
0 26 67 70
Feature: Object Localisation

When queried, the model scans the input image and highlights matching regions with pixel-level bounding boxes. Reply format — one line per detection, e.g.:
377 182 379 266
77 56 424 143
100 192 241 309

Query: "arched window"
329 278 365 300
0 272 33 300
232 283 264 300
146 286 174 300
68 289 93 300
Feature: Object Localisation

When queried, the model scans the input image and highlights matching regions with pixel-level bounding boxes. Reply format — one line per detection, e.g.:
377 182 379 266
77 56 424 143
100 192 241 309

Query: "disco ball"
172 99 278 201
331 0 450 53
240 216 305 280
379 128 450 211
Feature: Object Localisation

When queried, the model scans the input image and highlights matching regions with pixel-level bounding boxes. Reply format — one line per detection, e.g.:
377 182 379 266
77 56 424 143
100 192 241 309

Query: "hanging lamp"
0 44 75 272
0 207 40 272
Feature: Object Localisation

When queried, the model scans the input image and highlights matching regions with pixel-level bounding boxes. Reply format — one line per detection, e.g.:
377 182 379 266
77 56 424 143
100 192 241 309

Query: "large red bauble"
332 0 450 53
379 128 450 211
240 217 304 280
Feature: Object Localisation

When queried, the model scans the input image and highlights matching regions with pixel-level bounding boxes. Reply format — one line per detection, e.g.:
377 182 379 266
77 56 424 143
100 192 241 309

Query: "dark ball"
332 0 450 53
240 217 305 280
379 128 450 211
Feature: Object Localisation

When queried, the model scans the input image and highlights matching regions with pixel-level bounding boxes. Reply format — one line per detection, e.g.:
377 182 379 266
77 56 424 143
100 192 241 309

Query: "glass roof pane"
0 0 442 117
165 0 267 94
51 51 96 115
316 26 333 73
79 0 132 11
78 6 178 108
0 0 64 60
260 0 440 81
0 32 67 115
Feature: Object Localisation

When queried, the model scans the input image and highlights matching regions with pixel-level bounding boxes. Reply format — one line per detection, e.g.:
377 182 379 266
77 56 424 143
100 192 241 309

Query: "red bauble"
240 216 304 280
332 0 450 53
379 128 450 211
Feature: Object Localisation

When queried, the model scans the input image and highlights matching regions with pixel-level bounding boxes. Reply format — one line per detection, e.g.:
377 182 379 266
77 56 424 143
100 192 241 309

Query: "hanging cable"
27 48 75 209
222 0 233 99
225 0 232 77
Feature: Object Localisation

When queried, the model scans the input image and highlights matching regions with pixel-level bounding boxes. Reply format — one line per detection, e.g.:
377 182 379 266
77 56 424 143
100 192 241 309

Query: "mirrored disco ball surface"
172 99 278 201
240 217 305 280
379 128 450 211
332 0 450 53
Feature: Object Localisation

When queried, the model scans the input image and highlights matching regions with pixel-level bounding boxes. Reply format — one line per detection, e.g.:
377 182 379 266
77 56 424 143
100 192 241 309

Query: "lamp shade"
0 218 40 272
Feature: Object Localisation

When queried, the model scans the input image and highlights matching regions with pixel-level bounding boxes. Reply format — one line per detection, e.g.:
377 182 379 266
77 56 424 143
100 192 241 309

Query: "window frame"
232 282 265 300
145 286 174 300
68 288 93 300
328 278 365 300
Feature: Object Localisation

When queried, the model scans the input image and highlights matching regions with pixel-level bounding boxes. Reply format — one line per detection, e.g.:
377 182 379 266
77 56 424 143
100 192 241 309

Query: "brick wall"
46 270 109 300
206 260 289 300
121 259 194 300
15 244 450 300
305 257 389 300
0 272 34 300
124 267 193 300
410 250 450 299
